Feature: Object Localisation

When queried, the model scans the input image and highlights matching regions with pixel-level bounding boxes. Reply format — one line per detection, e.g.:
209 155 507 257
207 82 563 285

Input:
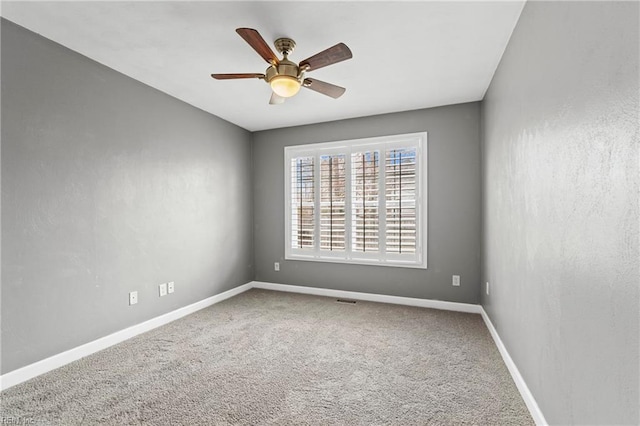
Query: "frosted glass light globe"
270 75 301 98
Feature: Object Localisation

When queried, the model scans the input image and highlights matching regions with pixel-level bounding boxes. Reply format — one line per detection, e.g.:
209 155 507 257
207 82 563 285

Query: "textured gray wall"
253 103 481 303
1 20 254 374
481 2 639 424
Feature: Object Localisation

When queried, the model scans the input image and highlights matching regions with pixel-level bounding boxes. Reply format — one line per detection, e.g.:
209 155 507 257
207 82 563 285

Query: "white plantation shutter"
285 132 426 268
351 150 380 252
290 156 315 250
320 154 347 251
385 148 417 254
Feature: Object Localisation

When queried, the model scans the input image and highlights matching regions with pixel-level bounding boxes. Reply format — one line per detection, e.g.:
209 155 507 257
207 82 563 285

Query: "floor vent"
336 299 357 304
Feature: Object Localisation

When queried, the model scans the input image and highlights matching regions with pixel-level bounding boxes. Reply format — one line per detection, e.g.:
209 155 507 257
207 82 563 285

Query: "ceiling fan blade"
303 78 346 99
269 92 285 105
211 73 265 80
236 28 279 65
299 43 352 71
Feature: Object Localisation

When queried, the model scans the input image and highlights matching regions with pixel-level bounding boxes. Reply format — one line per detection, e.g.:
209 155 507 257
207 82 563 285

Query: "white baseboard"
480 307 547 426
251 281 482 314
1 279 546 426
0 282 253 391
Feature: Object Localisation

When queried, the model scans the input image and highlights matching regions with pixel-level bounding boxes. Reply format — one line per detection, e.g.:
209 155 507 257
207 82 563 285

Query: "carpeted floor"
1 289 534 425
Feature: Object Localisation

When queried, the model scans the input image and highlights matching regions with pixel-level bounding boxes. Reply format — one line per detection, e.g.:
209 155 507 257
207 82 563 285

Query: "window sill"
285 253 427 269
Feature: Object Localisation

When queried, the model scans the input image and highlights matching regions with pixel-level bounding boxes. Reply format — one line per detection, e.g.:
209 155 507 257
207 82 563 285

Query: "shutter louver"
385 148 417 254
351 150 380 252
320 154 346 251
291 156 315 249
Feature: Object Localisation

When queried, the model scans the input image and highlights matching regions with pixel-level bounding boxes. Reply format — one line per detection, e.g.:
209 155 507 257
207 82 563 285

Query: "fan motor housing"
265 59 301 83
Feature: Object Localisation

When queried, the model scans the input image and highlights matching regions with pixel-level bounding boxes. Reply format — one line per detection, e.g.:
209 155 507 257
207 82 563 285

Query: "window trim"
284 132 428 269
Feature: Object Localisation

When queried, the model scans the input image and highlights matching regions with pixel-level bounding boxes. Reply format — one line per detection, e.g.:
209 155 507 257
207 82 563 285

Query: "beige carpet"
0 289 533 425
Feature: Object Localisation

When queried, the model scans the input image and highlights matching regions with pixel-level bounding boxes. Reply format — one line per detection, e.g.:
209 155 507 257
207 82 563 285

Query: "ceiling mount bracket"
274 37 296 57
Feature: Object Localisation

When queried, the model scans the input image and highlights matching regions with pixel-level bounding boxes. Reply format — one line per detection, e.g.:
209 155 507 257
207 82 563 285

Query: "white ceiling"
1 1 525 131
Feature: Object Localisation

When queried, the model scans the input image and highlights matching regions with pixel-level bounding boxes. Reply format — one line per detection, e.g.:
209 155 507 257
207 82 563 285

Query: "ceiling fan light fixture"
270 75 301 98
212 28 352 104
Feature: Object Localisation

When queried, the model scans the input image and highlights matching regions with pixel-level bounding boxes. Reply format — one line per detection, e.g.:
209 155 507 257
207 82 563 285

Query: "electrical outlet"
159 283 167 297
452 275 460 287
486 282 490 295
129 291 138 306
167 281 174 294
274 262 280 271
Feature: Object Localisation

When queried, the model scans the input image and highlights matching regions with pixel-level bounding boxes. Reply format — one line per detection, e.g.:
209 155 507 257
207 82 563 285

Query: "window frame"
284 132 428 269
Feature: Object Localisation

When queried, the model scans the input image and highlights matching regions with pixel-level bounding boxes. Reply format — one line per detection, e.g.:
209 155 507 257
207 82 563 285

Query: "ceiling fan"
211 28 353 105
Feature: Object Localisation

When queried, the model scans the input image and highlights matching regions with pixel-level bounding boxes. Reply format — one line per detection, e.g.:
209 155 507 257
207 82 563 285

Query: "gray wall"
481 2 639 424
253 103 481 304
1 20 254 374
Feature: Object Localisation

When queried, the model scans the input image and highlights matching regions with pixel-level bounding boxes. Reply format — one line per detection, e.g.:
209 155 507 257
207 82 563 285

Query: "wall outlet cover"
159 283 167 297
167 281 175 294
452 275 461 287
274 262 280 271
129 291 138 305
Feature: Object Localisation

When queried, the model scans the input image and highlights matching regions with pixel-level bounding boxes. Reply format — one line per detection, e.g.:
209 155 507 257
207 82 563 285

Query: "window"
285 132 427 268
